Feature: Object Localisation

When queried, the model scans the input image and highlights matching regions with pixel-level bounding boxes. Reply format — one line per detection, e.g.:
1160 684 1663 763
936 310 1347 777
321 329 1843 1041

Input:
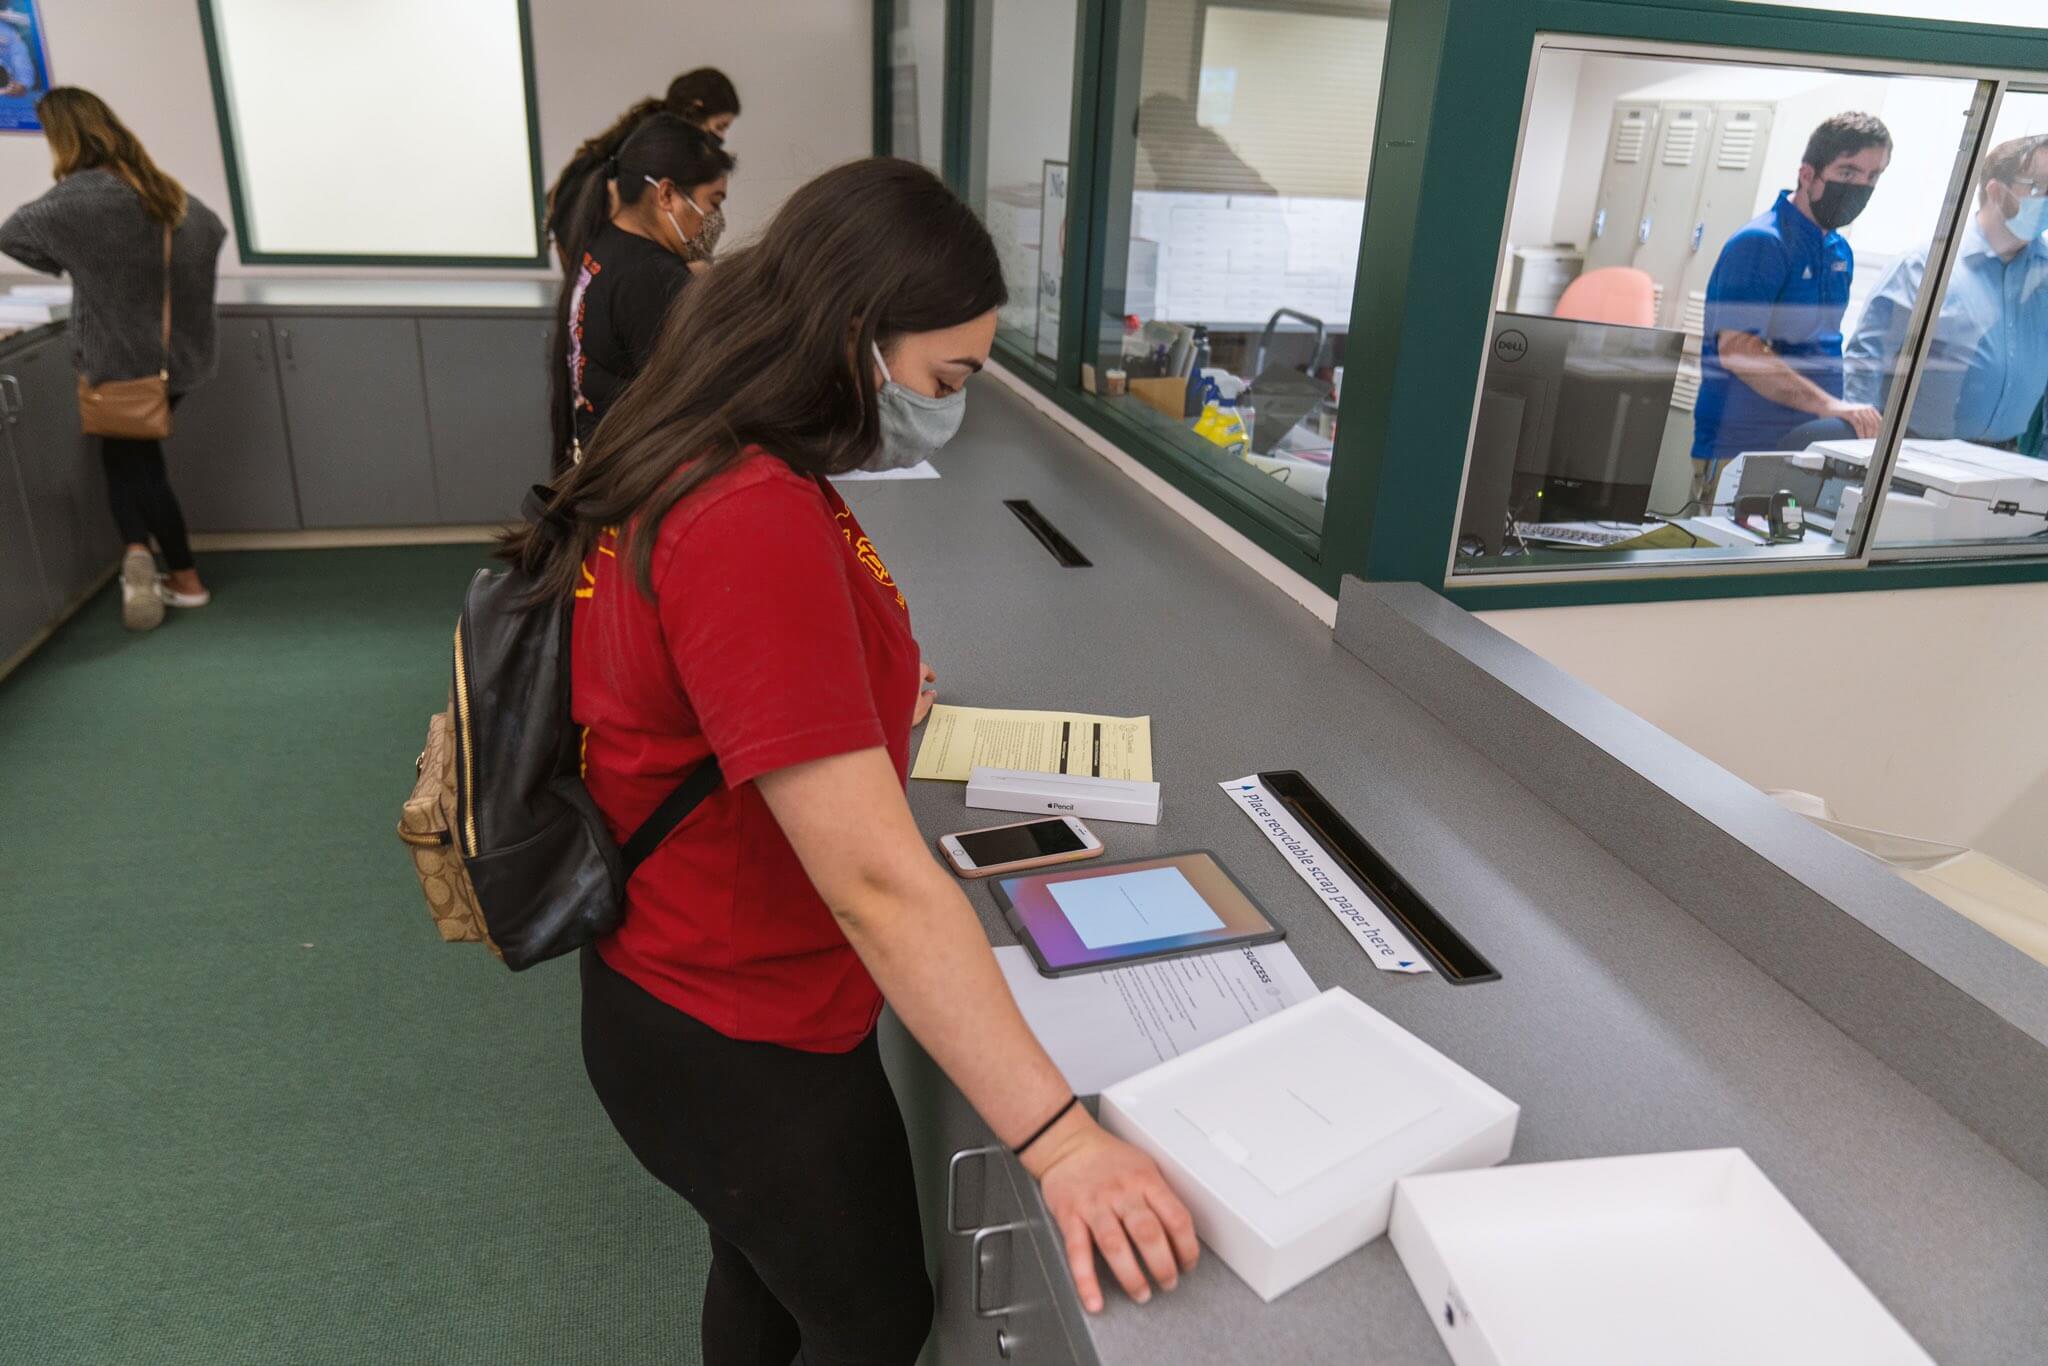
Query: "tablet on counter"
992 850 1283 978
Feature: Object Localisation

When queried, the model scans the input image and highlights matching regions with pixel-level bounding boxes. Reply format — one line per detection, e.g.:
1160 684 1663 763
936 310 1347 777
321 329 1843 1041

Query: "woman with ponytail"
0 87 226 632
546 67 741 270
552 114 732 469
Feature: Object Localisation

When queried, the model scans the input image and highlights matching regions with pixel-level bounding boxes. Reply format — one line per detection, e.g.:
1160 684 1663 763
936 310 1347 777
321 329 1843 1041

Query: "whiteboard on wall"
203 0 541 260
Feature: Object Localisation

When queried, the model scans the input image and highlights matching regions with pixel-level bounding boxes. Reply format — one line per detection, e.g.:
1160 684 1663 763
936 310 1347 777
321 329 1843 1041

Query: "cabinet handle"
0 373 19 417
971 1222 1028 1320
252 328 269 370
279 328 295 365
947 1145 1001 1236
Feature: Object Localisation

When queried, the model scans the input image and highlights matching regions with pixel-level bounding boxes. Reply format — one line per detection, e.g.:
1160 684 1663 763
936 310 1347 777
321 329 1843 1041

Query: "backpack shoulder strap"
620 756 724 875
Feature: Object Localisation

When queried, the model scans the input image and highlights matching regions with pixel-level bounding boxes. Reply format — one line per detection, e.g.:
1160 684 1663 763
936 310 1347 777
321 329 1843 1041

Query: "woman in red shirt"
517 159 1195 1365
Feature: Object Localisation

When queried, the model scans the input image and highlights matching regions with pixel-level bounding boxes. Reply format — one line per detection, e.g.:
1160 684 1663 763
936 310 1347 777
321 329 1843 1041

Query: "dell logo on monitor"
1493 328 1530 364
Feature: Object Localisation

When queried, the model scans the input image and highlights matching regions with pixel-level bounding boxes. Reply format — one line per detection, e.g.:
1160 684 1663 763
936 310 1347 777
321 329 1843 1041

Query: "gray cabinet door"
3 335 114 612
420 317 553 523
273 316 437 528
173 319 302 532
0 431 54 661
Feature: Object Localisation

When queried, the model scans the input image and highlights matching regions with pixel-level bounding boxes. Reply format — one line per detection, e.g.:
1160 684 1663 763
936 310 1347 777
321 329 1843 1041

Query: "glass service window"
200 0 542 264
1451 45 1985 577
972 0 1081 373
887 0 948 174
1091 0 1390 537
1864 89 2048 555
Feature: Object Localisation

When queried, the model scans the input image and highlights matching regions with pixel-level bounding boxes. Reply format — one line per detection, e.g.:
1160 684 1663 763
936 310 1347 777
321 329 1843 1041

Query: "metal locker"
1584 102 1661 273
1677 103 1777 346
1633 102 1717 328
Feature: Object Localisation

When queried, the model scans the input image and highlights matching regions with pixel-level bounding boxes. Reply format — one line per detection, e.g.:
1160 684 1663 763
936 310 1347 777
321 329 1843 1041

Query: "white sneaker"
156 575 211 609
120 550 165 631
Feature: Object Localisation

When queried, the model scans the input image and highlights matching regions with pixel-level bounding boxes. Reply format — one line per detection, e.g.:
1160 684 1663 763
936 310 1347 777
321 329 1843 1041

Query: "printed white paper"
1220 775 1431 974
995 941 1319 1095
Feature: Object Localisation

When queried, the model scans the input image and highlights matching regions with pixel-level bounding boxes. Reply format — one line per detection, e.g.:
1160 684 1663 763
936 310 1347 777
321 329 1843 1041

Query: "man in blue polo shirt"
1845 134 2048 449
1691 112 1893 515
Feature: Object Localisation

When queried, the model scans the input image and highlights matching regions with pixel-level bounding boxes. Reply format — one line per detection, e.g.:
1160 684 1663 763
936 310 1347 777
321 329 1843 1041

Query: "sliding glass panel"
1087 0 1389 537
973 0 1080 373
887 0 948 174
1450 45 1984 577
1864 89 2048 554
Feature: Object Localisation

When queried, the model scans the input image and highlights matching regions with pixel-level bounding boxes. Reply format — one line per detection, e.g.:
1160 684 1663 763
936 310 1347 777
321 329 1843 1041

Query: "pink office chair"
1553 267 1658 327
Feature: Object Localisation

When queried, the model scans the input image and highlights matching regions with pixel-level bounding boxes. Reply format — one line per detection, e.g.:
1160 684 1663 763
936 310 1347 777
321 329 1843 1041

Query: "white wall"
0 0 870 278
1479 583 2048 885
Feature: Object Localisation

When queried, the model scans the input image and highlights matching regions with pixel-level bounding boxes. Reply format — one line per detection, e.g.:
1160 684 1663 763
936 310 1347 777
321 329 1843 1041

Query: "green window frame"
882 0 2048 607
198 0 547 269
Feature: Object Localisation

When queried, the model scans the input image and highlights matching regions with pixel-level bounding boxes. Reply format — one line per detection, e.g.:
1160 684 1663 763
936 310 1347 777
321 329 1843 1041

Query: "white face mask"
643 175 713 257
869 342 966 471
2007 191 2048 242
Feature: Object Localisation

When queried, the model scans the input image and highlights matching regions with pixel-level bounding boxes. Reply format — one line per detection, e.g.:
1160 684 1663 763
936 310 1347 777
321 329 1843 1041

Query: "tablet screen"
995 851 1282 975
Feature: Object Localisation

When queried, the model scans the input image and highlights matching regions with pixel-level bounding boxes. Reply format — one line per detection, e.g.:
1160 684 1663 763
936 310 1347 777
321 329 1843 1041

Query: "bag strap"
620 756 723 875
157 223 172 380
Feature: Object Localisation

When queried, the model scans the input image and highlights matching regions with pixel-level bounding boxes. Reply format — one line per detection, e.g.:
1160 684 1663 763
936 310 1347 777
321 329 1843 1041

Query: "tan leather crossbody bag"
77 224 173 440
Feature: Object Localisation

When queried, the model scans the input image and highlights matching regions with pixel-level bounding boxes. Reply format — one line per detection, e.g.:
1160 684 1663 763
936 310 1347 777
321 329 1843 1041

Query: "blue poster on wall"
0 1 51 133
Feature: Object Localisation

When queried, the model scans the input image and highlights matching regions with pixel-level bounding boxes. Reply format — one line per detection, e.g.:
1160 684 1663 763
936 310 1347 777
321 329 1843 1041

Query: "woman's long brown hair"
507 157 1006 603
38 87 187 225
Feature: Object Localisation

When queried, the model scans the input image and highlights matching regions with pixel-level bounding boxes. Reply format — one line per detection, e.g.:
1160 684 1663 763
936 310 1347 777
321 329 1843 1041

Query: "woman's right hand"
1022 1108 1200 1313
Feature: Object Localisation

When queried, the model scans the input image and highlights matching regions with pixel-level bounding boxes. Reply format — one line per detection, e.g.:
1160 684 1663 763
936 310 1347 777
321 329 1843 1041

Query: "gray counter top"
852 379 2048 1365
213 277 553 314
0 277 556 327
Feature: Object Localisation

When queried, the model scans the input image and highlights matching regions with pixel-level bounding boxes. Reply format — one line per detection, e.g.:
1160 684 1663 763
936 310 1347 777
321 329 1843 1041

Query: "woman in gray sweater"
0 87 225 631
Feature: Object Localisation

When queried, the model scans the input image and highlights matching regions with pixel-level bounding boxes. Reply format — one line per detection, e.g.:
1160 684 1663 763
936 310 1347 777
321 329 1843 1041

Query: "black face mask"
1809 178 1875 231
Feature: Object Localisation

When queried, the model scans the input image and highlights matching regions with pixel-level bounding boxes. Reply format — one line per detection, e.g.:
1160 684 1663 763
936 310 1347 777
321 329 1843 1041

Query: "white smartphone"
939 816 1104 879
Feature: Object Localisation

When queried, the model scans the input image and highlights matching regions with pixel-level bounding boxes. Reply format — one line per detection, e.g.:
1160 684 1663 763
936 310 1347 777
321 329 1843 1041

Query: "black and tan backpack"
397 489 719 970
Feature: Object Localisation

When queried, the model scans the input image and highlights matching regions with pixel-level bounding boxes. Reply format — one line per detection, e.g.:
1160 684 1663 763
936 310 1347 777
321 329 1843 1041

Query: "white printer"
1807 437 2048 543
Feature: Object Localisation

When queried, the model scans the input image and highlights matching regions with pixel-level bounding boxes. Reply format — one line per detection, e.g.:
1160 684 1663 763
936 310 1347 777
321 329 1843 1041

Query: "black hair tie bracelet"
1012 1094 1081 1158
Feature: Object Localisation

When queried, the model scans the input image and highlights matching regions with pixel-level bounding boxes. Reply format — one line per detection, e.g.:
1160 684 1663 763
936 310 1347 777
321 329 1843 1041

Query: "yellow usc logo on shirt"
836 509 907 611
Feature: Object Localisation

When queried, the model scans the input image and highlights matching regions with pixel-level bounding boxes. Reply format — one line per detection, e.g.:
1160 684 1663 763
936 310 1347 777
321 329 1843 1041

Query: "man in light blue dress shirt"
1846 134 2048 449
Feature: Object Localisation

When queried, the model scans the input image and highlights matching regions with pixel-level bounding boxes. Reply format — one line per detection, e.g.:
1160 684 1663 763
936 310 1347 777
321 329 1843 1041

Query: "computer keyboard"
1511 520 1641 548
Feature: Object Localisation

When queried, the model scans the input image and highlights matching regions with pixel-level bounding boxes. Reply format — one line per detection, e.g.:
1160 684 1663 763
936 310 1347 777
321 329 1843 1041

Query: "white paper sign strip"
1220 775 1432 974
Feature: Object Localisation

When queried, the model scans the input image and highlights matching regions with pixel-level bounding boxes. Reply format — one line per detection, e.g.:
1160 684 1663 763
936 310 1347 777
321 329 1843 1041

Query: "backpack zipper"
451 619 479 857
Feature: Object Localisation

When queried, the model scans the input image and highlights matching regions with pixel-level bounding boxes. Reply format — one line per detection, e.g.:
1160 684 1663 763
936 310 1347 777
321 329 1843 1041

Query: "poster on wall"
0 1 51 132
1036 160 1068 363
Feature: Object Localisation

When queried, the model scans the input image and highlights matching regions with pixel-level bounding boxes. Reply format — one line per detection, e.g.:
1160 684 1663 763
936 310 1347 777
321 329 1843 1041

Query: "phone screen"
955 819 1086 868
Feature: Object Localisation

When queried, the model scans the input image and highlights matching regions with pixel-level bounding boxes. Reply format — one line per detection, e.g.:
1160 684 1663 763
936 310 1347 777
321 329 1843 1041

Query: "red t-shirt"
571 450 920 1052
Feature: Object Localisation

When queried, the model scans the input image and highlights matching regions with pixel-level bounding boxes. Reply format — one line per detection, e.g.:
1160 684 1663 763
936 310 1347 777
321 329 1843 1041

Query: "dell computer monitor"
1460 313 1683 550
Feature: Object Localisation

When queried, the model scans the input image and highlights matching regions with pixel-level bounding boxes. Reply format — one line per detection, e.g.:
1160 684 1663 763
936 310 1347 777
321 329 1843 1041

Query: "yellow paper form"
910 705 1153 782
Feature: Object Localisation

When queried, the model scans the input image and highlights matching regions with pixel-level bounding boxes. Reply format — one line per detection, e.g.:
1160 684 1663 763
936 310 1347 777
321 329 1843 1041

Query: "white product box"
964 766 1161 826
1388 1149 1934 1366
1098 988 1517 1301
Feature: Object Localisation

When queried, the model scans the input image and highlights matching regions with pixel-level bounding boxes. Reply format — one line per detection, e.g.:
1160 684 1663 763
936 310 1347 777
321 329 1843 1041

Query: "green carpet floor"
0 548 710 1365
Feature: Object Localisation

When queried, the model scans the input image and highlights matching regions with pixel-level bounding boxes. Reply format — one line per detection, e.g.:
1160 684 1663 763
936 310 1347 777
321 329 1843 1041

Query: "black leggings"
579 947 934 1366
101 423 193 572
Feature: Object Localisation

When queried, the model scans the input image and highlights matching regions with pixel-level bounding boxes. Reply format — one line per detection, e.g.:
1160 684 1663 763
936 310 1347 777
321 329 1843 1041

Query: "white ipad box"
965 766 1162 825
1388 1149 1935 1366
1098 987 1518 1301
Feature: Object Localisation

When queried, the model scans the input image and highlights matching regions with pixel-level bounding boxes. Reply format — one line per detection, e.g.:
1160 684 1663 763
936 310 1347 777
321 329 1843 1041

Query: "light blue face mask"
2008 192 2048 242
868 342 966 471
